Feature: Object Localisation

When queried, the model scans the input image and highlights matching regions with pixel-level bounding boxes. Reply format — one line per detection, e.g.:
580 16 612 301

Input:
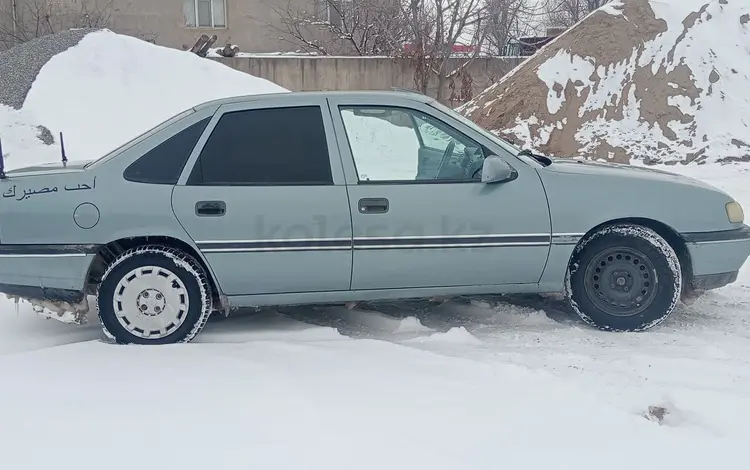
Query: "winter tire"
565 224 682 332
96 245 213 344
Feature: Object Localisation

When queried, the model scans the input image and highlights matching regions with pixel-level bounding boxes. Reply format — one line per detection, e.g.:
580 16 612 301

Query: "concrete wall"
211 56 524 103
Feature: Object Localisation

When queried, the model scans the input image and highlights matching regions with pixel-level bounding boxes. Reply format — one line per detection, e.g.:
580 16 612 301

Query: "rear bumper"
0 244 97 303
681 225 750 291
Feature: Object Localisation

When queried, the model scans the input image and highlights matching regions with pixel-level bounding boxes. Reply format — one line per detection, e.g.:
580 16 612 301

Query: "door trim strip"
196 237 351 244
354 242 550 250
355 233 551 240
0 244 100 257
201 246 352 253
195 233 583 253
353 235 551 247
196 239 351 252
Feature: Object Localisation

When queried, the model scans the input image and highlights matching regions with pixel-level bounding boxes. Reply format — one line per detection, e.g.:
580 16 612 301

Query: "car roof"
192 89 435 112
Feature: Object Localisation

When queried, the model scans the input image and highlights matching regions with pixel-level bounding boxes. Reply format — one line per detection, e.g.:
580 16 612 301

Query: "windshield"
84 108 196 169
427 100 545 167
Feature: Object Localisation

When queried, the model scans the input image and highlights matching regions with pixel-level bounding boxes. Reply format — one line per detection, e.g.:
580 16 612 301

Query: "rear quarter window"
123 117 211 184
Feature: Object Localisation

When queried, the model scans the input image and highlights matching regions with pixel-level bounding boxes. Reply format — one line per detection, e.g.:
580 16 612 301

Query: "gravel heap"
0 28 99 110
461 0 750 165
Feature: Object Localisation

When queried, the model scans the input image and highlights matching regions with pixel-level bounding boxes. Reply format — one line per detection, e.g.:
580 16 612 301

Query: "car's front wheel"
565 224 682 332
96 245 213 344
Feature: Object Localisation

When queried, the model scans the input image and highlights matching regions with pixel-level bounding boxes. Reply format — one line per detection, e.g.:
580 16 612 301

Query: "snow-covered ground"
1 162 748 469
1 27 749 470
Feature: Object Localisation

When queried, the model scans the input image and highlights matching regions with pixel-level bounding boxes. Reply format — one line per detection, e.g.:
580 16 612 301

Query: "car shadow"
3 290 735 349
198 293 584 344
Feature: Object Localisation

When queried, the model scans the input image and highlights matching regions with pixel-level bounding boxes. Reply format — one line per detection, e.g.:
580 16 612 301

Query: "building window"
184 0 226 28
314 0 331 22
315 0 354 25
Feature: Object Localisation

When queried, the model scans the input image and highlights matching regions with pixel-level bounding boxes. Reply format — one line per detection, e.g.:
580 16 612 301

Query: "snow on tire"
96 245 213 345
564 224 682 332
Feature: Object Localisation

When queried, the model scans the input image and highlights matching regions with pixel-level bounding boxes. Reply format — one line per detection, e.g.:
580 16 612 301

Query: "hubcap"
583 247 658 317
112 266 190 339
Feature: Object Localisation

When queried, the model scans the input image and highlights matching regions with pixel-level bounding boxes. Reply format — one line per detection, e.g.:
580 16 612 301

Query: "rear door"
172 95 353 296
327 95 552 291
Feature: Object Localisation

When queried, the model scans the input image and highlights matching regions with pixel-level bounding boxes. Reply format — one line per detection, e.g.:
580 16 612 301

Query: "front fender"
537 169 739 236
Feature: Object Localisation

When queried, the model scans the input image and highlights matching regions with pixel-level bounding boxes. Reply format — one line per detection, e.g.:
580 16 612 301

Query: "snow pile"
406 326 483 345
461 0 750 165
0 29 287 170
394 315 434 334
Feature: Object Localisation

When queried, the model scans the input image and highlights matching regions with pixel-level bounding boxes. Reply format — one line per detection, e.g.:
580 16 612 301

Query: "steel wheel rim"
583 246 658 317
112 265 190 340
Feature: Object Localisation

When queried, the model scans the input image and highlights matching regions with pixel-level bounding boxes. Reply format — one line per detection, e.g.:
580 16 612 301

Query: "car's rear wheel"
565 224 682 332
96 245 212 344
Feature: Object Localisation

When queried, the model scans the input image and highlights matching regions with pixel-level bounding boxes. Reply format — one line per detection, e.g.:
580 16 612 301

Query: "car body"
1 89 749 343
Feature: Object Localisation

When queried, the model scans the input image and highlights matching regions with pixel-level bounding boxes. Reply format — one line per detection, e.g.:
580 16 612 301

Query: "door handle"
196 200 226 217
358 198 389 214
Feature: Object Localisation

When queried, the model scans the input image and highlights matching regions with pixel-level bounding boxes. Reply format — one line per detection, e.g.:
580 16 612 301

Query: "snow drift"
0 29 287 170
461 0 750 165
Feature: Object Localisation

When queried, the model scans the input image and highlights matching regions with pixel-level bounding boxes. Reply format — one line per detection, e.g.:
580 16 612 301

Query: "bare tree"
481 0 545 55
262 0 410 55
264 0 493 103
0 0 120 49
544 0 611 28
399 0 487 102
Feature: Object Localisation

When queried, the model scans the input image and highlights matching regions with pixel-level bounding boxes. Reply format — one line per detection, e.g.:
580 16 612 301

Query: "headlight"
726 201 744 223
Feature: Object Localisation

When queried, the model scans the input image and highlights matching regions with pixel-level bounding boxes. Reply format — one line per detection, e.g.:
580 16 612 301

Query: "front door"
172 96 353 296
327 97 551 291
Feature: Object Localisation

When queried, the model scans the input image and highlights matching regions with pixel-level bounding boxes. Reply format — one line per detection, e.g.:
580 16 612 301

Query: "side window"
414 115 468 156
124 117 210 184
188 106 333 185
339 106 485 183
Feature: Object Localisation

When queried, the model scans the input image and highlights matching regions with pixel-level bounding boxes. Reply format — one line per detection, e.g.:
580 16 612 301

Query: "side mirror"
481 155 517 184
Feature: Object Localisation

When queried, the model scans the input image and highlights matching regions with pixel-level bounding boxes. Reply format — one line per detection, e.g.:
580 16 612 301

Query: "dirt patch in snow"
461 0 750 165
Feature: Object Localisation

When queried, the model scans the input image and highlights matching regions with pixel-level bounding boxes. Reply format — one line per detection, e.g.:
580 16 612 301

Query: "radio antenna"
60 132 67 166
0 137 6 179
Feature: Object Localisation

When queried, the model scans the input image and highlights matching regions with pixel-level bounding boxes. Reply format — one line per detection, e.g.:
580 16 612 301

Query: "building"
112 0 319 52
1 0 323 53
3 1 552 57
501 27 567 57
